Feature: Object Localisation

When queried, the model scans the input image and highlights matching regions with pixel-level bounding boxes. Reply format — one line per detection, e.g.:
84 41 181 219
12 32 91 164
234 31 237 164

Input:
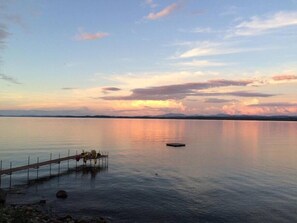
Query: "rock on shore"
56 190 68 199
0 204 108 223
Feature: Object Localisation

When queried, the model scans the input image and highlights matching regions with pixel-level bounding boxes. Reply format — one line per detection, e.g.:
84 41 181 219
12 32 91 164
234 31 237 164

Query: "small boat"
166 143 186 147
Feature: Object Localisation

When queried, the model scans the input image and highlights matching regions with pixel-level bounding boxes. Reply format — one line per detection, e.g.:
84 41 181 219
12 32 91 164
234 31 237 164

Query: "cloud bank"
101 79 257 100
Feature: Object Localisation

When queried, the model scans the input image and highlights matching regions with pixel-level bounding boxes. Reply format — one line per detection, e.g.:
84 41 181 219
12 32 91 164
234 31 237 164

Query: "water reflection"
0 118 297 222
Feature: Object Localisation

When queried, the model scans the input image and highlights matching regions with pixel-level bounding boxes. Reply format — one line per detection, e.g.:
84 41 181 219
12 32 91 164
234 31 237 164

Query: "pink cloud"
223 102 297 115
76 32 109 41
146 3 179 20
272 74 297 81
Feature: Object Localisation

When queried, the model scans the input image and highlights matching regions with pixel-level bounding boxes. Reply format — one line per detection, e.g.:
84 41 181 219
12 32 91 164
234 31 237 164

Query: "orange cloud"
146 3 179 20
107 99 185 116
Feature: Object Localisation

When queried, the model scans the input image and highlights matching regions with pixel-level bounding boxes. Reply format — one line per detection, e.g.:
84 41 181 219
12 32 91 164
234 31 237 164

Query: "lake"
0 117 297 222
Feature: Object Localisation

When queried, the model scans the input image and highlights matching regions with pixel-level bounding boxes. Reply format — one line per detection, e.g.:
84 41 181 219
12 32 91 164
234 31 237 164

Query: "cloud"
105 71 214 89
225 91 275 97
0 73 21 84
61 87 78 90
190 27 217 33
103 100 185 116
223 101 297 115
179 42 221 58
194 91 275 98
0 25 9 46
102 87 121 91
192 27 213 33
233 11 297 36
179 27 216 33
176 60 227 68
204 98 237 103
247 102 297 115
146 3 179 20
101 79 253 101
177 41 258 59
249 102 297 107
75 31 110 41
272 74 297 81
102 87 122 94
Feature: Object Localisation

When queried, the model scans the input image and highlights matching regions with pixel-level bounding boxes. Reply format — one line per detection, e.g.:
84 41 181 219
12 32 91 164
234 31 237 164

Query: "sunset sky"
0 0 297 116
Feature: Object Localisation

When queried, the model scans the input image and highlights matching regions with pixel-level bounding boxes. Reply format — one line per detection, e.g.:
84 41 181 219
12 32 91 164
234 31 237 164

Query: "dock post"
27 156 30 182
36 157 39 180
0 160 2 188
67 149 70 171
103 153 105 166
75 150 78 169
58 153 61 175
9 162 12 188
50 153 52 177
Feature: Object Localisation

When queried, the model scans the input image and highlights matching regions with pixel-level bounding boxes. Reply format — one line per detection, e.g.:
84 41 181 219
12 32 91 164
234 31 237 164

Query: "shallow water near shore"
1 117 297 222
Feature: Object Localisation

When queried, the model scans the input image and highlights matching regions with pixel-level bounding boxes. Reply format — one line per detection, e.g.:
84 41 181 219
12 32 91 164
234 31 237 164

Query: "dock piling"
36 157 39 180
27 156 30 182
9 162 12 188
67 149 70 171
0 160 2 188
75 150 78 169
58 153 61 175
50 153 52 177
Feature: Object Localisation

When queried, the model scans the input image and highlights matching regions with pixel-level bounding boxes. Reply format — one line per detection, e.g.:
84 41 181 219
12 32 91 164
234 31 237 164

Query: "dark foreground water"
0 117 297 222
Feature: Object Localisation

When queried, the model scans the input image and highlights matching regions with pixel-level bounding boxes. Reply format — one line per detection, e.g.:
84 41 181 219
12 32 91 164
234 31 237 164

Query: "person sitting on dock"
80 150 102 165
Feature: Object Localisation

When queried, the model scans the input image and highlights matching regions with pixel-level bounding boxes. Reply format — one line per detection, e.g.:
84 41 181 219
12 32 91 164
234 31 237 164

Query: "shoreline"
1 115 297 122
0 203 109 223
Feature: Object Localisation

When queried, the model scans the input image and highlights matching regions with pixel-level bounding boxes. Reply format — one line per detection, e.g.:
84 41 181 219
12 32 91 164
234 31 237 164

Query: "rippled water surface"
0 117 297 222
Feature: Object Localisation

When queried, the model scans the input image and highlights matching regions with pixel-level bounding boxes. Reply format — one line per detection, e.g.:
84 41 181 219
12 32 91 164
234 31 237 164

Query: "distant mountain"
0 109 90 116
214 113 231 117
157 113 186 117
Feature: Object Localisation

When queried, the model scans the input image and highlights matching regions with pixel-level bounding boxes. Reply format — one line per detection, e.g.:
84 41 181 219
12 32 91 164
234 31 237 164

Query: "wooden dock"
0 150 109 189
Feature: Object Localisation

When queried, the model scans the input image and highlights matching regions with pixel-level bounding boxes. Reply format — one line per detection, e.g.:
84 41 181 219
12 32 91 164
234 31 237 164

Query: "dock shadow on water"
23 164 108 188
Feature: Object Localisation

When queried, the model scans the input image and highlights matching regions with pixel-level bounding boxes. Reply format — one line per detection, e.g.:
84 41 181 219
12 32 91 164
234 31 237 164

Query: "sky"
0 0 297 116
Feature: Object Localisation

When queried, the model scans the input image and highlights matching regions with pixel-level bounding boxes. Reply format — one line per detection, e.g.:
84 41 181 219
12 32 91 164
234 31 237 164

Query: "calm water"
0 117 297 222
